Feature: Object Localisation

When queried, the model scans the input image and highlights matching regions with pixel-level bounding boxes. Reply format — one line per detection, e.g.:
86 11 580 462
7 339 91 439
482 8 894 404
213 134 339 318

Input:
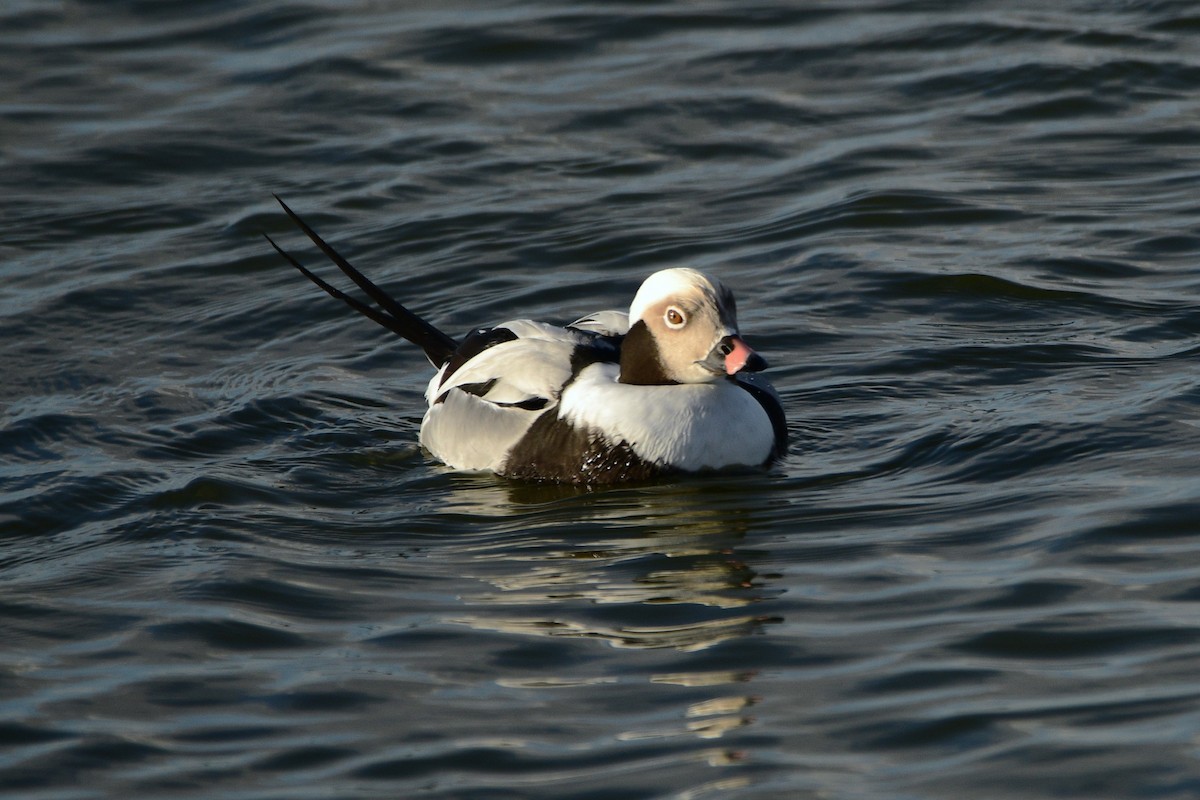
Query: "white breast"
558 363 776 471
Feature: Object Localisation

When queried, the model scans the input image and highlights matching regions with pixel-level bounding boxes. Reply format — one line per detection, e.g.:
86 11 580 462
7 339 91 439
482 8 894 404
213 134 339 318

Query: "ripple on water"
3 1 1200 798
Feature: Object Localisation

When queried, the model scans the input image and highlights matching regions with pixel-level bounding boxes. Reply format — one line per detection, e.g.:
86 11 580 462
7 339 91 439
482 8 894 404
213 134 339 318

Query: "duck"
265 196 786 484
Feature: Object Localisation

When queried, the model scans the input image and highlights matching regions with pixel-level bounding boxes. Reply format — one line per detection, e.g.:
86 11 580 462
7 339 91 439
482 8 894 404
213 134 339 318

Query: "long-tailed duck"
265 196 786 484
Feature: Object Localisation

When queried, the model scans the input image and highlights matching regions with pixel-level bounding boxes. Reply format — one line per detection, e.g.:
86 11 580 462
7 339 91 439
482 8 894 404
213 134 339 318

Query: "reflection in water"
440 475 780 647
617 692 757 742
449 612 773 652
434 477 778 791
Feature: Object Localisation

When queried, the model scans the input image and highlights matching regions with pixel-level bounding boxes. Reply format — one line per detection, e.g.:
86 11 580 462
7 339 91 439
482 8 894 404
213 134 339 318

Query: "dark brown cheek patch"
618 319 679 385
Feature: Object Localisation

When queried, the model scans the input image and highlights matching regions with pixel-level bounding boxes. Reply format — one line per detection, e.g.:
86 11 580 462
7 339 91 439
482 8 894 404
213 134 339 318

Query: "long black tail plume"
265 195 459 366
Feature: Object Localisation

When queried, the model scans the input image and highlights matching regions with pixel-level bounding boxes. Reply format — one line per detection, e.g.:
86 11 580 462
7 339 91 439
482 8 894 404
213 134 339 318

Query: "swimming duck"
265 197 786 484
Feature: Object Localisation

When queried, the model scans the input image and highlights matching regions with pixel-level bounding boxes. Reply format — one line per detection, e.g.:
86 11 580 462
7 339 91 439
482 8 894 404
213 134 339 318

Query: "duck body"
266 197 786 485
422 315 783 483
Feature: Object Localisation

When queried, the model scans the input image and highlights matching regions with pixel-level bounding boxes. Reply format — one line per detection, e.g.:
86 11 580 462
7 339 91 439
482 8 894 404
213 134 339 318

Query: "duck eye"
664 307 687 328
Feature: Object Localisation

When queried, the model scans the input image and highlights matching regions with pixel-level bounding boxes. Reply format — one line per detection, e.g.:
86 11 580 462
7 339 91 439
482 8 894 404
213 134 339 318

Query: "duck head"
619 268 767 386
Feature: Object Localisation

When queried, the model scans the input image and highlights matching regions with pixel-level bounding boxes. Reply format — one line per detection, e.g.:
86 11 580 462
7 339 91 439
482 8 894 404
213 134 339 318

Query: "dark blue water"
3 2 1200 798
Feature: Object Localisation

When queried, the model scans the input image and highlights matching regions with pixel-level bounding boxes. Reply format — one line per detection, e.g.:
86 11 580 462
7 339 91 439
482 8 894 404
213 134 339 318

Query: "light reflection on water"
426 482 778 773
3 0 1200 797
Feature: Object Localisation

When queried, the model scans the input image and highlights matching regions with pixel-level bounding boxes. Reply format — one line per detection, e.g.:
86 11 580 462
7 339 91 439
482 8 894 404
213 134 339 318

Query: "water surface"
3 2 1200 798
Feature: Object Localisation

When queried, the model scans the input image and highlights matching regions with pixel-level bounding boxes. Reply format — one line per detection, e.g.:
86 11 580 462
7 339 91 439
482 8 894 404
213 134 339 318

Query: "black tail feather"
268 195 459 366
263 232 414 340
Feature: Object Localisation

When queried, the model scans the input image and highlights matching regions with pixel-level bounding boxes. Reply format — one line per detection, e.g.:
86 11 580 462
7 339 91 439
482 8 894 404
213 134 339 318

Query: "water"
3 1 1200 797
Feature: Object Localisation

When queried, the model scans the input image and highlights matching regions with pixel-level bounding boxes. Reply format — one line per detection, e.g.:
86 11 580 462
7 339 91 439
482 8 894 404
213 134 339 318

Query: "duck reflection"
433 474 779 771
440 475 781 651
